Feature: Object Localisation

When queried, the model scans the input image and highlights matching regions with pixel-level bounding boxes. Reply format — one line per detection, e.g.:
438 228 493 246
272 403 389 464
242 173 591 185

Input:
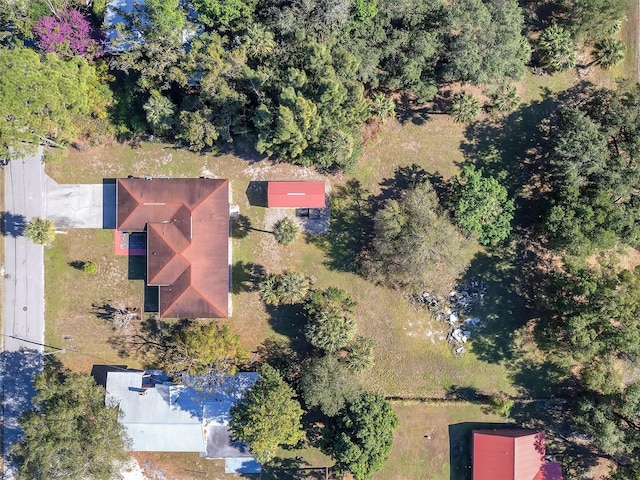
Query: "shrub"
83 261 98 274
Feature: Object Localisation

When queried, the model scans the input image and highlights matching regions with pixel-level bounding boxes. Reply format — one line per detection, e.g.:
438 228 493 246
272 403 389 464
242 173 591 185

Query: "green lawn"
377 402 507 480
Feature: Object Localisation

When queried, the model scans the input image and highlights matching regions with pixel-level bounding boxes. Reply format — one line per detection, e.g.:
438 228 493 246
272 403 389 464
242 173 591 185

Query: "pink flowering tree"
34 10 102 60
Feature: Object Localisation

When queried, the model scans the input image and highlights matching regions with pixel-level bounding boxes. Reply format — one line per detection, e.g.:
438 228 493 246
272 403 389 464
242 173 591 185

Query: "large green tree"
323 393 399 480
300 355 362 416
254 42 369 169
13 369 128 480
453 165 515 245
229 365 305 463
543 101 640 254
0 47 111 158
366 181 476 293
193 0 258 29
164 322 249 382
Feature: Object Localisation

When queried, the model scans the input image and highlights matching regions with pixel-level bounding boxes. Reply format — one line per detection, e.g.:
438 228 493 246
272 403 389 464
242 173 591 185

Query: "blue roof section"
225 457 262 474
105 370 259 458
103 0 147 50
126 423 205 452
103 0 202 52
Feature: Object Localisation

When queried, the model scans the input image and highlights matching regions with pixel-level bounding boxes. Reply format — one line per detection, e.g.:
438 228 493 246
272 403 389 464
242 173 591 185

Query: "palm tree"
321 130 355 167
258 274 280 306
370 93 396 123
538 24 577 72
491 85 520 113
343 336 376 373
449 92 481 123
592 38 625 69
276 271 310 305
273 217 299 245
24 217 56 244
143 90 175 135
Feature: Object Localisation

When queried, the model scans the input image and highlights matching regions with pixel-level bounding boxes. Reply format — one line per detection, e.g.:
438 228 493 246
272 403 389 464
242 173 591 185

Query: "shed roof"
267 181 326 208
116 178 229 318
472 429 558 480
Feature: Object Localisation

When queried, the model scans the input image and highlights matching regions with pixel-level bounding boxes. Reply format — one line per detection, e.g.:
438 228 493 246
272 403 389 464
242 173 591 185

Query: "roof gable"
116 178 230 318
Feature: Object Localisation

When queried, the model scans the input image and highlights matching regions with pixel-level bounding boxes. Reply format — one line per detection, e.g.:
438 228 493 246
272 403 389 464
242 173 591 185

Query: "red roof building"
116 178 230 318
267 181 326 208
472 430 563 480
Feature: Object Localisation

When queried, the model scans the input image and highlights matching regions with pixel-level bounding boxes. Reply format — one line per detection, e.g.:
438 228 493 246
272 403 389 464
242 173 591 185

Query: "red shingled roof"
116 178 229 318
473 430 562 480
267 181 326 208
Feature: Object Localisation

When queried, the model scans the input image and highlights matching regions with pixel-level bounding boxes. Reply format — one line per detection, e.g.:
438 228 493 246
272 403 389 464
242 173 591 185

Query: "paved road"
3 148 45 353
2 149 46 480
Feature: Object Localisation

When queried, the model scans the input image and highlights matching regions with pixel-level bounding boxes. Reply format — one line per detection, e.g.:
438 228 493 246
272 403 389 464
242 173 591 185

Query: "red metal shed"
472 430 563 480
267 181 326 208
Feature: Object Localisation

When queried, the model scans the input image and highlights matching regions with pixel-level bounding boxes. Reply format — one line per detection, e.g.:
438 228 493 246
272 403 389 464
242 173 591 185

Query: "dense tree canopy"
163 322 249 383
543 88 640 254
229 364 305 463
366 181 476 293
300 355 362 416
14 369 128 480
442 0 530 84
453 165 515 246
323 393 399 480
0 47 111 158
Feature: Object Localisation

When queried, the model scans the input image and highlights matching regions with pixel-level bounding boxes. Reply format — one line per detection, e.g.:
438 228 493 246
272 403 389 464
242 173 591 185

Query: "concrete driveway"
45 179 115 229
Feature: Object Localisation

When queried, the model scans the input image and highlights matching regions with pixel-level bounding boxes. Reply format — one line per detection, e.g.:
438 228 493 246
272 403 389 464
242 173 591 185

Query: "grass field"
378 402 507 480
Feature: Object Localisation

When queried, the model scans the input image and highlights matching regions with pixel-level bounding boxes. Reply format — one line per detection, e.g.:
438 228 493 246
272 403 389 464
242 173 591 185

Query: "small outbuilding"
472 429 563 480
267 181 326 208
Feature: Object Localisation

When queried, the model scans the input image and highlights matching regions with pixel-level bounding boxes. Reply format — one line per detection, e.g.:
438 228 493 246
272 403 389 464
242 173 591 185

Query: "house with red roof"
116 178 230 318
267 181 326 208
472 429 563 480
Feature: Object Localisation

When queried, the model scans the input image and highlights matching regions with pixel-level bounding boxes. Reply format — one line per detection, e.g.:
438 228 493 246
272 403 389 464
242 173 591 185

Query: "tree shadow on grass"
232 214 253 239
68 260 85 270
246 181 268 207
396 92 432 125
256 457 329 480
265 303 309 352
305 179 373 274
232 261 265 294
463 247 533 365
